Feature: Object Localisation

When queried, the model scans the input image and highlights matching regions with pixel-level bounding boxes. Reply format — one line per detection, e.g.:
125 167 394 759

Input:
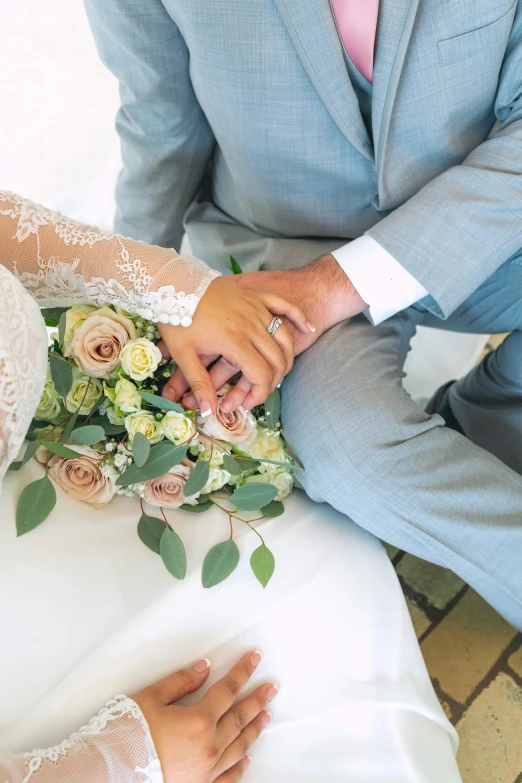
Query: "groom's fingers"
220 376 253 413
183 357 241 410
172 349 219 416
163 354 218 402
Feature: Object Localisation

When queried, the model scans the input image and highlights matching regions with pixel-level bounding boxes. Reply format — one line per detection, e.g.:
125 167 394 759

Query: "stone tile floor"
385 334 522 783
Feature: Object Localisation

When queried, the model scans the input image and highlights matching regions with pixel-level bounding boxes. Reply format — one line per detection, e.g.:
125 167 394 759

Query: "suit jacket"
85 0 522 319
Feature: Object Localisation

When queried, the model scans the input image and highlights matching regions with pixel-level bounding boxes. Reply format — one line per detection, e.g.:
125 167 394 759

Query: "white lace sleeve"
0 266 48 487
0 191 220 326
0 696 163 783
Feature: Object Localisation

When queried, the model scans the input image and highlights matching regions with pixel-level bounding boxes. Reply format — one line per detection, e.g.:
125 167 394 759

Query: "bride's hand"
134 652 276 783
158 277 313 414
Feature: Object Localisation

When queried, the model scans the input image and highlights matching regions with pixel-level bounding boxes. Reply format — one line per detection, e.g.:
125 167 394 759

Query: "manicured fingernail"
250 650 262 667
163 387 175 400
244 756 252 768
199 402 212 417
261 712 272 727
193 658 211 672
277 383 282 388
267 685 279 702
306 321 316 332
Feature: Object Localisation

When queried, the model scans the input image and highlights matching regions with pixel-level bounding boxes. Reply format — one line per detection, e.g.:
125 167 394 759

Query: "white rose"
125 411 164 444
243 426 287 463
35 370 64 422
65 369 103 415
120 338 162 381
161 411 196 445
245 465 294 501
104 378 142 424
201 466 231 495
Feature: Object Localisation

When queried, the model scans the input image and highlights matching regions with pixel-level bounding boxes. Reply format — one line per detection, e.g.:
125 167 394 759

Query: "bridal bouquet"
12 296 301 588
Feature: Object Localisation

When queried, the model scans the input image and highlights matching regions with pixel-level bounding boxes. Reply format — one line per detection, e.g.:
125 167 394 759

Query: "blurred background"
2 4 521 782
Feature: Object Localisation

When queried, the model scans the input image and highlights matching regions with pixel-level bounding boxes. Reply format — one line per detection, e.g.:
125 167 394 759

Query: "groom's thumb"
175 350 217 417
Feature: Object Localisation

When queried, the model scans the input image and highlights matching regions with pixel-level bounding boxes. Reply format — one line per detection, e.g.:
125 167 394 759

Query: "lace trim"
21 696 161 783
1 191 219 324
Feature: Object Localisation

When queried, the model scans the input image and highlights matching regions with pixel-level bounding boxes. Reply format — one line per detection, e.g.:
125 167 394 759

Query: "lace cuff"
0 696 163 783
0 191 220 325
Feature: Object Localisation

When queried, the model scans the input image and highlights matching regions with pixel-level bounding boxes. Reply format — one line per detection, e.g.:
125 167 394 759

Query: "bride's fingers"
183 356 241 410
202 651 261 719
217 684 276 746
171 350 219 416
260 292 315 335
213 756 251 783
220 375 253 413
214 713 270 778
163 354 218 402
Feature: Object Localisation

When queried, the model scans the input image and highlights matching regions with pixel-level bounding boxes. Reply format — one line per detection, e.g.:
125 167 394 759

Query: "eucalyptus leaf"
222 454 243 476
139 391 184 413
132 432 150 468
250 544 275 588
180 499 213 513
233 457 260 472
264 389 281 428
70 425 106 446
255 457 303 473
16 476 56 536
137 513 167 554
89 416 126 436
116 443 188 485
229 255 243 275
58 311 67 348
44 441 83 459
202 539 240 588
230 482 278 511
21 440 38 467
184 460 210 496
160 526 187 579
8 461 22 472
261 500 285 518
59 407 80 443
49 353 73 399
40 306 67 325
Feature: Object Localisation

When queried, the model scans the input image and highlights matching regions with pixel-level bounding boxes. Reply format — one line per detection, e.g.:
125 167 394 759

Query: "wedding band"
267 317 283 336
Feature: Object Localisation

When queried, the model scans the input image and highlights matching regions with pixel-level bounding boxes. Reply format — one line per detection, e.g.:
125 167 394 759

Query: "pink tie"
330 0 380 83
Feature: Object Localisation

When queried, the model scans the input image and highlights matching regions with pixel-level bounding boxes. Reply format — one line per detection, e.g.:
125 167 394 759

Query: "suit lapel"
273 0 374 161
372 0 421 184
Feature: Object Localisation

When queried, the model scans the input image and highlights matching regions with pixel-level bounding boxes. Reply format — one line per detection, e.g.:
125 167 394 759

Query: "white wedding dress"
0 192 462 782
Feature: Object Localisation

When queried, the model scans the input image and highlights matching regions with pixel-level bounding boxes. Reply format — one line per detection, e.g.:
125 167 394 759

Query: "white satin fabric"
0 456 461 782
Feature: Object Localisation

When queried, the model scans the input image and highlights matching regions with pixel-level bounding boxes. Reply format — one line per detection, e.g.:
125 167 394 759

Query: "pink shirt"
330 0 380 83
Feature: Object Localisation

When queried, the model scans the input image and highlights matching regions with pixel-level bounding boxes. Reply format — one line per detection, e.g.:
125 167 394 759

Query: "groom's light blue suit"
84 0 522 627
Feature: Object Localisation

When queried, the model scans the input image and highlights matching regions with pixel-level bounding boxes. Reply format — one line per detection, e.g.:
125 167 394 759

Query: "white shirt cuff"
331 236 428 325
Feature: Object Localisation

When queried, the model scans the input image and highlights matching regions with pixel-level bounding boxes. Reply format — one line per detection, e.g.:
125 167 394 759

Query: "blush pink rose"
142 460 199 508
66 306 137 379
48 445 116 509
196 385 256 445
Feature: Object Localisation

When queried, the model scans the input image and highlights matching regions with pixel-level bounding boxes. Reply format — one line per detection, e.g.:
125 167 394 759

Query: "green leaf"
255 457 303 473
16 476 56 536
44 441 83 459
132 432 150 468
229 255 243 275
41 307 67 325
137 513 166 554
8 460 22 472
233 457 260 471
222 454 243 476
21 440 38 467
139 391 184 413
58 311 67 347
70 425 106 446
250 544 275 587
89 416 127 436
116 443 188 485
160 526 187 579
59 407 80 443
49 353 73 399
264 389 281 428
184 460 210 496
180 499 213 513
230 482 278 511
261 500 285 518
202 539 240 588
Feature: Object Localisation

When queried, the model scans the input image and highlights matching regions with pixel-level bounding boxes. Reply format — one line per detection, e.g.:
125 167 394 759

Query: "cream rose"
239 425 287 463
63 304 97 348
65 370 103 415
245 465 294 501
35 370 64 422
104 378 142 422
125 411 164 444
197 385 256 446
142 461 199 508
66 306 137 379
48 445 117 509
161 411 196 445
120 338 162 382
201 466 231 495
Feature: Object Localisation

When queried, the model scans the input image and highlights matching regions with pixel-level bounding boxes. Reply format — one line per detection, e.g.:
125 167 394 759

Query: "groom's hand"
176 255 367 411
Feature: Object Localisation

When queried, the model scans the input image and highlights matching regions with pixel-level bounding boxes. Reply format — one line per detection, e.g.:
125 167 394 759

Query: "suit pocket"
438 0 517 67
